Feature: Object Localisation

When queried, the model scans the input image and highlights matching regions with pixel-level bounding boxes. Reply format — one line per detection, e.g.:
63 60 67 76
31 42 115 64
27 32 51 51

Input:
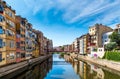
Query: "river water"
1 54 120 79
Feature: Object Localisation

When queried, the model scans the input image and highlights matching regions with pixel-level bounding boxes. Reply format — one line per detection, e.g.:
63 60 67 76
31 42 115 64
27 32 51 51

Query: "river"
1 54 120 79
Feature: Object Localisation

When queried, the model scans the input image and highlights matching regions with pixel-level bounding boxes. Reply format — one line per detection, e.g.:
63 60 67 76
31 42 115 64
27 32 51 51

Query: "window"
6 19 15 28
0 26 3 34
0 53 2 62
0 39 3 48
5 10 14 18
9 53 15 59
6 29 15 36
2 42 5 47
16 42 20 48
0 15 5 22
105 40 107 42
21 53 25 58
0 5 4 13
21 21 25 26
21 46 25 51
10 41 14 48
16 53 20 58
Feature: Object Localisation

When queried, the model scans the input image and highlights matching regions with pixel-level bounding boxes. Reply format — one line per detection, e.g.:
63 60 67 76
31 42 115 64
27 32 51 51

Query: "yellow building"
32 29 40 57
36 30 44 56
0 1 16 65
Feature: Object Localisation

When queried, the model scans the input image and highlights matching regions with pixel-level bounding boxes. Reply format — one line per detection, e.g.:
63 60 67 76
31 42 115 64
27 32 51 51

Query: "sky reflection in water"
45 54 80 79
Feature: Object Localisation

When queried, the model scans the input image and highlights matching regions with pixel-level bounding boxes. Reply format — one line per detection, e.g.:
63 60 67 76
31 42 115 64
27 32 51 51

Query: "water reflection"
67 57 120 79
0 56 52 79
45 54 80 79
1 54 119 79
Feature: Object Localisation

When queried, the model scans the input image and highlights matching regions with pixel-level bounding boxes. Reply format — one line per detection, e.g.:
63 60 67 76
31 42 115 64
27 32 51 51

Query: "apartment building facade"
114 24 120 34
89 24 113 48
47 39 53 53
0 0 53 66
72 38 79 53
0 1 16 65
79 34 90 55
32 29 40 57
25 23 33 59
16 16 26 62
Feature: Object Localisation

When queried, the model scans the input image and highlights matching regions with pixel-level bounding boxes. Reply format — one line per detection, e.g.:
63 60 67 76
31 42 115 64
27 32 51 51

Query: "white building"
102 31 113 46
116 24 120 34
88 47 105 58
79 38 84 54
73 38 79 53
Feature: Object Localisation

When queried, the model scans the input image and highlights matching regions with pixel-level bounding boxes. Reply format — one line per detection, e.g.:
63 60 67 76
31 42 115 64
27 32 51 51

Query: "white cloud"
5 0 120 27
69 0 120 23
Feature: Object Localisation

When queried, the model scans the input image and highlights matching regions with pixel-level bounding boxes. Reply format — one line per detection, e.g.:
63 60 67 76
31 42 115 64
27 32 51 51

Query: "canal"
1 54 120 79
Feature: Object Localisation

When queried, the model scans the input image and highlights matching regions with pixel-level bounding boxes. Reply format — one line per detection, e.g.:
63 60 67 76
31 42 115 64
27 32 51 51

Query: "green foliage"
105 42 117 51
93 48 97 51
61 46 64 51
59 52 65 57
109 32 120 46
103 51 120 61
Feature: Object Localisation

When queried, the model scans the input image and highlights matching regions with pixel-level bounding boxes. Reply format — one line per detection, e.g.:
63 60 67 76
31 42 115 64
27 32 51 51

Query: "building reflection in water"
5 57 53 79
65 56 120 79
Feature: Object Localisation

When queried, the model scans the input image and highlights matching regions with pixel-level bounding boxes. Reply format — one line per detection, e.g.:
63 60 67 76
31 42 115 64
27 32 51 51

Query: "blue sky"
4 0 120 46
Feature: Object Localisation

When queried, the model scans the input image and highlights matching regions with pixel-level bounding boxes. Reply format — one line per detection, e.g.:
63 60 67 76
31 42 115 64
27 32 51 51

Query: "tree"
109 32 120 46
105 42 117 51
61 46 64 51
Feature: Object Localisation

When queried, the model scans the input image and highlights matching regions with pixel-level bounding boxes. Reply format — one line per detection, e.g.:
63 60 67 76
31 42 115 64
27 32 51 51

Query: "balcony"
5 11 15 22
0 34 6 39
6 29 16 40
21 31 25 35
90 43 96 46
26 49 33 52
0 46 6 51
6 23 15 31
0 22 6 27
16 48 20 52
6 35 15 40
20 44 25 47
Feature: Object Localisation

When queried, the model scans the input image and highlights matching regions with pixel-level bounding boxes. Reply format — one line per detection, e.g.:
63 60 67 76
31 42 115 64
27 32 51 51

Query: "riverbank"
0 54 52 77
64 53 120 75
78 55 120 72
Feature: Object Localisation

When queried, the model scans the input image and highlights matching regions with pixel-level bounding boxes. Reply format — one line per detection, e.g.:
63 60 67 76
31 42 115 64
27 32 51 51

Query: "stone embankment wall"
0 55 52 77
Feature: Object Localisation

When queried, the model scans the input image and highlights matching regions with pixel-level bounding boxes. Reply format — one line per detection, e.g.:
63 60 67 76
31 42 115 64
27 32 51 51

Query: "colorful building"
88 24 113 57
72 38 79 53
89 24 113 48
16 16 26 62
63 45 69 52
0 0 53 66
79 34 90 55
0 1 16 65
25 23 33 59
32 29 40 57
35 30 44 56
47 39 53 53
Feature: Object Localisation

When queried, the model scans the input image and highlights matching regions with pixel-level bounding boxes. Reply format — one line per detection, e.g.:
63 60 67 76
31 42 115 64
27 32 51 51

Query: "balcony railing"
90 43 96 46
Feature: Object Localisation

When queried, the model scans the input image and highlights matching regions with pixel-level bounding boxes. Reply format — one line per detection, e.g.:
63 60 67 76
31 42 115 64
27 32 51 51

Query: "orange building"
16 16 26 62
